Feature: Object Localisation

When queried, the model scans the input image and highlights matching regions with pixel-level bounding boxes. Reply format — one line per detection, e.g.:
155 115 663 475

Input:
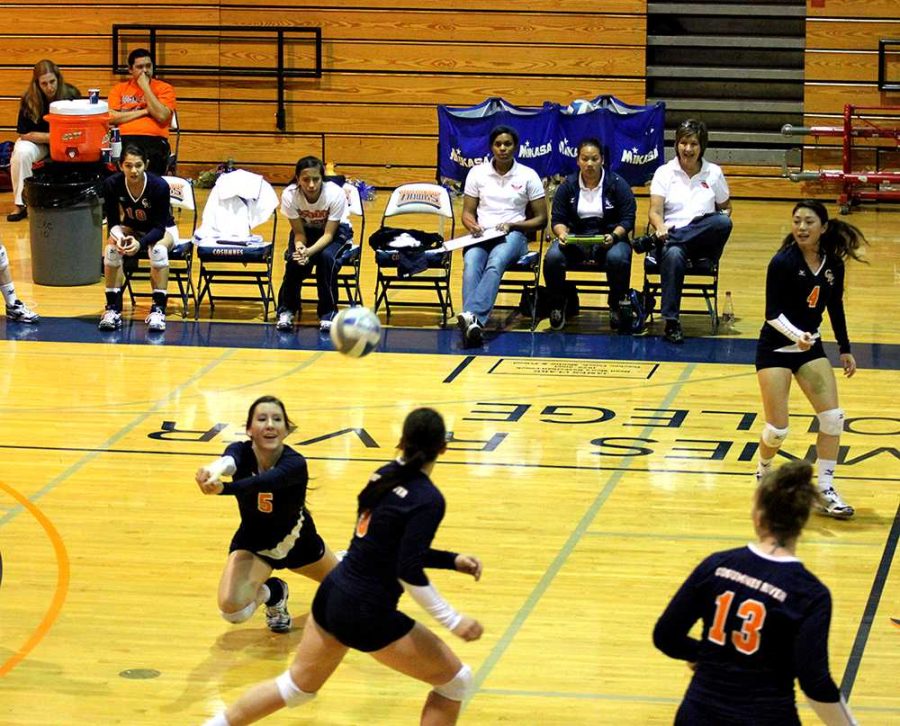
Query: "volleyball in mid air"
329 307 382 358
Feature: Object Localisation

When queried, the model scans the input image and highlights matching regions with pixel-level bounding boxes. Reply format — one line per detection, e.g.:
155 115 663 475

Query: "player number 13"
708 590 767 655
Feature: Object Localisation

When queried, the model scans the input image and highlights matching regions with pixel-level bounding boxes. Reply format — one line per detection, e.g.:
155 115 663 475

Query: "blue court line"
4 316 900 369
0 444 897 484
0 350 235 528
468 362 698 702
585 530 885 548
841 499 900 698
443 355 476 383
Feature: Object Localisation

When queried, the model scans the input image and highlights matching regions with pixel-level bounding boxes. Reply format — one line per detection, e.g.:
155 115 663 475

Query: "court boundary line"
840 499 900 698
0 480 70 678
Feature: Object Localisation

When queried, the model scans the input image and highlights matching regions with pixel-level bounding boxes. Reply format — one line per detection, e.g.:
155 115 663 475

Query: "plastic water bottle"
722 291 736 330
618 293 633 335
110 128 122 163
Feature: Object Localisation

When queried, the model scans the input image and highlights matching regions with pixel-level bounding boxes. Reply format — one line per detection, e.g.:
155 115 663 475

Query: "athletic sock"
264 577 285 606
817 459 837 491
1 282 17 306
152 290 168 313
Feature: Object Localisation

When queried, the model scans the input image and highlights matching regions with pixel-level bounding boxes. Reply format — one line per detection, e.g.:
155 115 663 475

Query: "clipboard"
441 226 507 252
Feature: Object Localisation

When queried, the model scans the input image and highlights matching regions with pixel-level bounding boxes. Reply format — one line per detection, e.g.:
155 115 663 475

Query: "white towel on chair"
195 171 279 241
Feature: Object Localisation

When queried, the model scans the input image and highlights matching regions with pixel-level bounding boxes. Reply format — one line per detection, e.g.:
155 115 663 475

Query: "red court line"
0 480 70 677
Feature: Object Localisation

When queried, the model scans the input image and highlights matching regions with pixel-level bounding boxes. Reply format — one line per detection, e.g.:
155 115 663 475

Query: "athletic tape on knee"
220 600 258 624
104 245 123 268
150 243 169 269
817 408 844 436
761 422 789 449
275 670 316 707
433 664 473 702
0 244 8 271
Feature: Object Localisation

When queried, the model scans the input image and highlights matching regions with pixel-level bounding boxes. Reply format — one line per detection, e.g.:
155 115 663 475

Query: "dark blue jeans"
660 213 732 320
277 223 352 319
543 238 632 310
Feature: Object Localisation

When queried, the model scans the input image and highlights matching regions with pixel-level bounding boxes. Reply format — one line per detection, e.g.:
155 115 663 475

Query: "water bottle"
722 291 736 330
618 293 633 335
110 127 122 163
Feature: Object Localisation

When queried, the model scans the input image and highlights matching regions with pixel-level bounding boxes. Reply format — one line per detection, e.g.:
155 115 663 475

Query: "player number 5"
257 492 273 513
708 590 767 655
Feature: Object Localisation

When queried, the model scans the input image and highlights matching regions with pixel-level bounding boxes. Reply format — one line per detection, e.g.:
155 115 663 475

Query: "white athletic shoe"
6 300 39 323
98 308 122 330
817 488 855 519
146 309 166 332
275 310 294 331
265 579 292 633
755 461 773 482
319 312 336 332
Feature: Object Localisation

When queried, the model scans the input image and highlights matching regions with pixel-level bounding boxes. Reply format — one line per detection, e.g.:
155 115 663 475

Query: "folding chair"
372 183 455 324
494 230 544 330
642 256 720 333
194 170 280 320
121 175 197 317
298 182 365 311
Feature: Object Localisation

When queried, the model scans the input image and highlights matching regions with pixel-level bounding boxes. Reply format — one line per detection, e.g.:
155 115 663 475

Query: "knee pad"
104 244 123 269
0 243 8 272
219 600 258 624
275 670 316 707
109 225 126 243
761 422 789 449
817 408 844 436
150 243 169 269
433 664 473 703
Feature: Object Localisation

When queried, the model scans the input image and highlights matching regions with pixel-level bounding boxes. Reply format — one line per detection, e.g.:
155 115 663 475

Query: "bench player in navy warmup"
195 395 339 633
99 144 177 332
755 200 868 519
204 407 484 726
654 460 858 726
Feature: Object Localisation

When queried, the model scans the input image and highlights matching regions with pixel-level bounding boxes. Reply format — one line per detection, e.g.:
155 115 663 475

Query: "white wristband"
205 455 236 481
400 579 463 631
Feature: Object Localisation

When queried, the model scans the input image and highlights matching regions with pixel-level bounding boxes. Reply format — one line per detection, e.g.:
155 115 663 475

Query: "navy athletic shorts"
229 511 326 570
755 339 827 373
311 575 415 652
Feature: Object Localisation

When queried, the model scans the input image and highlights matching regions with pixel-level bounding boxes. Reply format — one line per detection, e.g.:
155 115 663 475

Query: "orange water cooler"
44 99 109 162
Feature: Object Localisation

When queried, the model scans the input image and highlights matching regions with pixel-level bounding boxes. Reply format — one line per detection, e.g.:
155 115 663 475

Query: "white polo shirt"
464 159 545 228
649 157 730 229
280 180 348 228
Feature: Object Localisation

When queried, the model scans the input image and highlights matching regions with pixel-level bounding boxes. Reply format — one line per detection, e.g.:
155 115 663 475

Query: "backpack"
618 288 646 335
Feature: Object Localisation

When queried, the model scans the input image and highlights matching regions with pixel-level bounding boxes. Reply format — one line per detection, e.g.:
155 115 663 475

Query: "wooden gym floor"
0 193 898 724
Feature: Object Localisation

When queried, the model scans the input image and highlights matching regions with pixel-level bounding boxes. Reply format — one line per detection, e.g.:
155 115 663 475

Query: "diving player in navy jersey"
204 408 483 726
99 144 177 332
654 460 858 726
755 200 868 519
195 396 339 634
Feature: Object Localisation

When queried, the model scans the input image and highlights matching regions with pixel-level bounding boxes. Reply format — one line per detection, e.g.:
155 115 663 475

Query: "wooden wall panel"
219 9 646 45
805 51 878 83
804 83 899 115
219 0 647 12
806 19 900 51
3 4 219 34
807 0 899 19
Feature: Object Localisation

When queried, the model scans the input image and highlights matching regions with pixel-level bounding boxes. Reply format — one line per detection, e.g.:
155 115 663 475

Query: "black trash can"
23 162 106 286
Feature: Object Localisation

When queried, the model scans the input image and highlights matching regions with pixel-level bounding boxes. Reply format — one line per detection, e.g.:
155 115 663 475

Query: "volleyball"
566 98 594 115
330 307 382 358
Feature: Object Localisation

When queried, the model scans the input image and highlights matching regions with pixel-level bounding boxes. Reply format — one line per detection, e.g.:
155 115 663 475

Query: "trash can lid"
48 99 109 115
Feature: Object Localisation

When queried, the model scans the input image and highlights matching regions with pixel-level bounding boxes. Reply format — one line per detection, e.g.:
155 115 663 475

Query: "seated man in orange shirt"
108 48 176 175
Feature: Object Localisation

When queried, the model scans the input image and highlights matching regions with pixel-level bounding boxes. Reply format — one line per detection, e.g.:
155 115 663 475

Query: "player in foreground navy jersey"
195 396 339 634
204 407 483 726
654 460 858 726
754 200 868 519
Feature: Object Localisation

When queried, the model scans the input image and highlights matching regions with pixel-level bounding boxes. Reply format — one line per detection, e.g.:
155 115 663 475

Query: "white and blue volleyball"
565 98 595 115
330 307 382 358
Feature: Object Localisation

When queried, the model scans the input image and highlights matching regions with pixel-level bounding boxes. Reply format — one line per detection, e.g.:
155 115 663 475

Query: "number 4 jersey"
654 544 841 720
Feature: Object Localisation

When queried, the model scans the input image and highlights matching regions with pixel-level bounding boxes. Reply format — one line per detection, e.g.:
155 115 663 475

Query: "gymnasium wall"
2 1 898 195
803 0 900 172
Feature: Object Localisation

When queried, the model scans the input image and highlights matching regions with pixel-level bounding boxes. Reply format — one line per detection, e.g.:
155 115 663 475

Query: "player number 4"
807 285 820 308
708 590 767 655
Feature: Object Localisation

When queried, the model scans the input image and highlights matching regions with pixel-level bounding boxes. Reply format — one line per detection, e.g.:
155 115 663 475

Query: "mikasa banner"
438 96 665 187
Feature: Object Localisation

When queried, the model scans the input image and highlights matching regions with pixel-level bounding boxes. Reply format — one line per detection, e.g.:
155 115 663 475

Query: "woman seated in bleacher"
275 156 352 333
7 59 80 222
544 137 636 331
